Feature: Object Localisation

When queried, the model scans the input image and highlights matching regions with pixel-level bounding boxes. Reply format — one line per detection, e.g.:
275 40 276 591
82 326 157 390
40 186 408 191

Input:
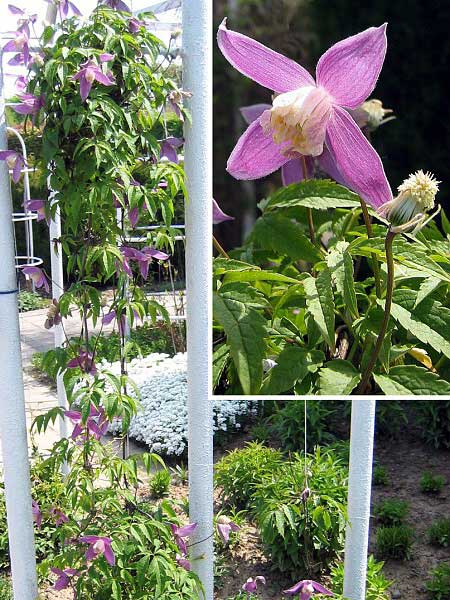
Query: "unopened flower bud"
350 98 394 131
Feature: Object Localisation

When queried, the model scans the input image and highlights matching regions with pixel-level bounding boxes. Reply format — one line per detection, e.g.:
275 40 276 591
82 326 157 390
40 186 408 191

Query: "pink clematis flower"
121 246 169 279
170 522 197 555
128 17 144 33
8 5 25 15
160 137 184 164
80 535 115 566
103 0 131 12
24 199 48 224
66 350 97 374
56 0 82 19
15 75 28 93
72 60 115 102
0 150 25 183
284 579 333 600
22 266 49 293
3 30 30 65
13 93 45 116
216 515 240 543
213 198 234 225
218 20 392 209
176 553 191 570
65 405 108 440
51 568 80 592
51 508 69 526
32 500 42 528
243 576 266 593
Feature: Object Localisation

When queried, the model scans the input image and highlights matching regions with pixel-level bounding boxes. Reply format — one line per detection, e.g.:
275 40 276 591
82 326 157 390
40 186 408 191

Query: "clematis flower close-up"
24 199 48 224
103 0 131 12
121 246 169 279
13 93 45 116
2 30 30 66
72 60 115 102
216 515 240 543
66 350 97 374
51 567 80 592
170 522 197 555
283 579 333 599
31 500 42 529
65 405 108 440
22 266 49 293
242 575 266 593
160 136 184 164
80 535 115 566
217 20 393 210
213 198 234 225
0 150 25 183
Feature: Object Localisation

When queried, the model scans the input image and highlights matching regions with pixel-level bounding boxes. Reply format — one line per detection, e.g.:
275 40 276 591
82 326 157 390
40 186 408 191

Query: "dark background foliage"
213 0 450 250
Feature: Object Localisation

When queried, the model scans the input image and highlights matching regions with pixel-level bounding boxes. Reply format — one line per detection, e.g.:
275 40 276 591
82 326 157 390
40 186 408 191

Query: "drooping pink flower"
24 199 48 223
72 60 115 102
128 17 144 33
66 350 97 374
216 515 240 543
3 30 30 65
102 0 131 12
213 198 234 225
8 4 25 15
121 246 169 279
283 579 333 600
51 508 69 526
13 93 45 116
176 553 191 570
160 137 184 164
65 405 108 440
170 522 197 555
0 150 25 183
243 576 266 593
32 500 42 528
22 266 49 293
56 0 82 18
51 568 80 592
15 75 28 93
128 206 139 228
80 536 115 566
218 21 392 209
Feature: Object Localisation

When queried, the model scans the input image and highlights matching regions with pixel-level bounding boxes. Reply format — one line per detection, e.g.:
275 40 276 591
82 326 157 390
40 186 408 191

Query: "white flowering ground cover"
103 353 257 455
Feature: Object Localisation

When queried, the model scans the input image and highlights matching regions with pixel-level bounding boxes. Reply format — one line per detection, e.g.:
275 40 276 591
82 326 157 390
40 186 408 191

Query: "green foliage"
420 472 446 494
372 465 389 486
374 499 409 526
214 442 284 509
170 463 189 485
330 555 393 600
376 525 414 560
426 563 450 600
375 401 408 438
428 518 450 548
0 575 12 600
414 402 450 449
212 178 450 395
18 291 49 312
150 469 171 498
252 448 348 575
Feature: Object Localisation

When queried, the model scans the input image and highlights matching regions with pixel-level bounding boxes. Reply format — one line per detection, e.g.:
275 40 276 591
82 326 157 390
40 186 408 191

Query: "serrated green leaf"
212 344 230 390
374 365 450 395
213 258 260 275
304 268 335 352
265 179 360 211
223 270 300 285
414 277 443 307
318 360 361 395
219 282 268 308
213 293 267 394
326 241 358 318
261 346 324 394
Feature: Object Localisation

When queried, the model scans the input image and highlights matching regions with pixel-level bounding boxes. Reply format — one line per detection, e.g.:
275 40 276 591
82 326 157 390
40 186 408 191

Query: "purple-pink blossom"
243 576 266 593
22 266 49 293
0 150 25 183
13 93 45 116
213 198 234 225
66 350 97 374
3 30 30 66
171 522 197 555
24 199 48 223
218 21 392 209
121 246 169 279
15 75 28 93
56 0 82 19
51 508 69 526
65 405 108 440
160 137 184 164
283 579 333 600
80 535 115 566
102 0 131 12
216 515 240 543
128 17 144 33
176 554 191 570
51 567 80 592
72 60 115 102
32 500 42 528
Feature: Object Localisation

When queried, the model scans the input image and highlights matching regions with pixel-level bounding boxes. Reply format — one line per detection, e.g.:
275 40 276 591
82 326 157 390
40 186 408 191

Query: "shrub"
428 518 450 548
372 465 389 486
426 563 450 600
253 448 348 575
0 576 12 600
414 402 450 449
330 555 393 600
18 290 48 312
420 472 446 494
269 400 336 451
214 442 284 509
376 525 414 560
150 469 171 497
374 499 409 526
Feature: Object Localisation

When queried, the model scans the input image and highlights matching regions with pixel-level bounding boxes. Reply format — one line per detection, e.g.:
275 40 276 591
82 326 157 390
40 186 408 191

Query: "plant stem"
213 235 230 259
356 228 397 394
301 156 315 245
359 197 382 298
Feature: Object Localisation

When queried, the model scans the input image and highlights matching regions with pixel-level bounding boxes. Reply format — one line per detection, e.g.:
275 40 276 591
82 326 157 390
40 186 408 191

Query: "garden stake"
359 196 382 298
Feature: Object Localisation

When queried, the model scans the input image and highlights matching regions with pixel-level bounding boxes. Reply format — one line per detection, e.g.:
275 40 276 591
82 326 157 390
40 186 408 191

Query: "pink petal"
317 145 348 187
176 522 197 537
79 77 92 102
316 24 387 109
217 19 314 93
240 103 271 125
103 543 116 566
94 70 115 86
281 157 314 186
213 198 234 225
312 581 333 596
325 106 392 208
227 118 291 180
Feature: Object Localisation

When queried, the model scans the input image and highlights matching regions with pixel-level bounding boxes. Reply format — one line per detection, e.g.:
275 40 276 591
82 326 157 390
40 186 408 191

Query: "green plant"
250 421 271 443
253 447 348 575
428 518 450 548
372 465 388 486
268 400 336 451
426 563 450 600
414 402 450 449
150 469 171 498
0 575 12 600
214 442 284 509
330 555 392 600
374 499 409 525
376 525 414 560
18 290 48 312
375 401 408 438
170 463 189 485
420 472 446 494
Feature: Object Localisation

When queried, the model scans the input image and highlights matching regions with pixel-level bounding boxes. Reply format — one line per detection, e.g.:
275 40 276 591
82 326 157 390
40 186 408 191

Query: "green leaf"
213 293 267 395
223 270 300 285
387 289 450 359
374 366 450 395
326 241 358 318
251 214 322 263
304 268 335 352
265 179 361 211
219 282 268 308
213 258 260 275
212 344 230 390
414 277 443 307
261 346 325 394
318 360 361 395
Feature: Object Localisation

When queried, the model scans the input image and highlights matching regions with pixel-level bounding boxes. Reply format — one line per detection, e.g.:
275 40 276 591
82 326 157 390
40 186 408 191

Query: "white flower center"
397 170 440 211
260 86 332 157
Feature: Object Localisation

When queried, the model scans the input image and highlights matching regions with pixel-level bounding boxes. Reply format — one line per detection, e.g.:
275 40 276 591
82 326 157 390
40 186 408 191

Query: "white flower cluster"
102 353 257 455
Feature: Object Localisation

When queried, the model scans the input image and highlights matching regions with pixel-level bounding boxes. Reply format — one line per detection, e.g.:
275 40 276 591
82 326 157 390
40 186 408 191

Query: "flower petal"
325 106 392 208
217 19 314 93
281 157 314 186
227 118 291 180
317 146 347 187
316 24 387 109
93 70 115 86
79 76 92 102
240 103 271 125
312 581 333 596
213 198 234 225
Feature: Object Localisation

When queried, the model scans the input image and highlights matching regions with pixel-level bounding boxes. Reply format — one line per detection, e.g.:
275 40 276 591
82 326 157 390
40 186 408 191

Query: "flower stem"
356 228 397 394
359 197 382 298
301 156 315 245
213 235 230 259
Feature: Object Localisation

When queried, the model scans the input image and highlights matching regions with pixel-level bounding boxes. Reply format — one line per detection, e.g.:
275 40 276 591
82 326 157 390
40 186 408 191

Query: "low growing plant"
426 563 450 600
428 518 450 548
374 499 409 526
414 402 450 449
0 575 12 600
18 290 48 312
372 465 389 486
150 469 172 498
420 472 446 494
376 525 414 560
330 555 393 600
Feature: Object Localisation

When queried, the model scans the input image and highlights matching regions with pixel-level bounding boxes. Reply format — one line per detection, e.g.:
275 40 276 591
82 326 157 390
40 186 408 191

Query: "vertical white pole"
343 399 376 600
182 0 214 598
0 52 38 600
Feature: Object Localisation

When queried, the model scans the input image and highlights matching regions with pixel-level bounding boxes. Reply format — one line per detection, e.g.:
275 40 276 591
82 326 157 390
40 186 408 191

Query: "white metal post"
182 0 214 597
0 52 38 600
343 399 376 600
